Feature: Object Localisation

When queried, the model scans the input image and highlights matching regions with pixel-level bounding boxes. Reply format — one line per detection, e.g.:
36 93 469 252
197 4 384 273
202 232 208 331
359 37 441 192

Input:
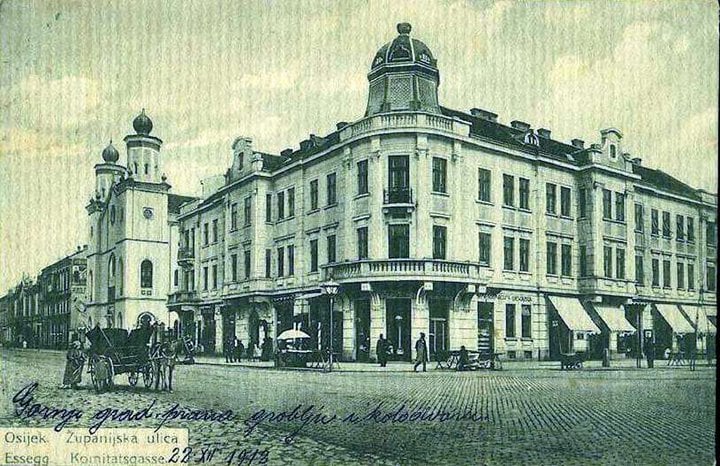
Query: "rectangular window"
652 258 660 286
503 237 515 271
687 217 695 242
478 232 491 266
310 239 319 272
579 246 587 277
707 262 716 291
265 249 272 278
277 192 285 220
265 194 272 222
616 248 625 279
230 203 238 230
231 253 237 282
203 223 209 246
212 219 218 243
663 259 671 288
244 250 251 279
327 235 336 263
287 245 295 276
357 227 369 260
212 264 218 289
604 246 613 278
687 263 694 290
676 215 684 241
560 186 571 217
615 192 625 222
519 178 530 210
287 188 295 217
277 247 284 277
662 211 671 238
706 222 716 247
503 175 514 207
357 160 369 195
634 204 644 232
506 304 516 338
546 183 557 215
635 254 644 285
677 262 684 289
478 168 491 202
327 173 337 205
433 226 447 259
244 196 251 226
521 304 531 338
546 241 557 275
602 189 612 219
388 224 410 259
432 157 447 193
651 209 659 235
561 244 572 276
519 238 530 272
203 266 208 291
310 180 319 211
578 188 587 218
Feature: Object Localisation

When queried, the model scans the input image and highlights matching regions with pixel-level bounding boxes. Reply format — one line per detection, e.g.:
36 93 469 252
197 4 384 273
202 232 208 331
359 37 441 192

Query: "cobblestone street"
0 349 715 465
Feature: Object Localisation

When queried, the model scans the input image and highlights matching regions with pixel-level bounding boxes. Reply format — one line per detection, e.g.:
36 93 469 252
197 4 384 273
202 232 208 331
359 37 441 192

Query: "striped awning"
593 305 636 333
654 304 694 334
683 305 717 335
548 296 601 333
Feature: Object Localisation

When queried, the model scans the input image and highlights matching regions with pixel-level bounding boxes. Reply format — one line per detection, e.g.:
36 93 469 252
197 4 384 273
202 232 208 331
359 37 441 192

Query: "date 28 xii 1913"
168 445 269 465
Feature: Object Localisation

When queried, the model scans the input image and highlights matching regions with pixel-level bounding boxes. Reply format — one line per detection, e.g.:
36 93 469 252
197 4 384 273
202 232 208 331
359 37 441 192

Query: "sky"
0 0 717 292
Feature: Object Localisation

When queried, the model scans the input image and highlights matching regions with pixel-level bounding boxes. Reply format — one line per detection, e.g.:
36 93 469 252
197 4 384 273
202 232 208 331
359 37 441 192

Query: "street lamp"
320 279 340 372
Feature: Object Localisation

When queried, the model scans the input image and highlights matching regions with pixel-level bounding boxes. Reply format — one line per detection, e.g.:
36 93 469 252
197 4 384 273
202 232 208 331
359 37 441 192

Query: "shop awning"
295 291 323 301
593 305 636 333
548 296 600 333
683 306 717 335
654 304 694 334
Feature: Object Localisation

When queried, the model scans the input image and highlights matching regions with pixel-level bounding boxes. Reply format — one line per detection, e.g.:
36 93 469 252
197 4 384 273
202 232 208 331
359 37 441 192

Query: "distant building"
166 23 716 360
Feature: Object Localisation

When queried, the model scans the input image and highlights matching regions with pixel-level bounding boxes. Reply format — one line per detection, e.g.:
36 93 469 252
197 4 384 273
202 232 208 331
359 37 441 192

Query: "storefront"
547 296 600 359
652 304 695 356
590 304 636 359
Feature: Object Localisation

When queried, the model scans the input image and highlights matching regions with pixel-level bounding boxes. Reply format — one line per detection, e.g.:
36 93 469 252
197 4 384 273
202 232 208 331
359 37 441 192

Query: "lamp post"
320 279 340 372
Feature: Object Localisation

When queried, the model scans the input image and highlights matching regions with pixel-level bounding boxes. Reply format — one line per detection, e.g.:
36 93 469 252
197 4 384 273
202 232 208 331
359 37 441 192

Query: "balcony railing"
383 187 413 205
178 247 195 265
323 259 481 282
167 290 199 305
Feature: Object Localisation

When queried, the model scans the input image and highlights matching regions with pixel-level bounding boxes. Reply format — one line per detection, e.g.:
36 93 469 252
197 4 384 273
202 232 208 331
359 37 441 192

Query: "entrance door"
355 300 371 361
201 312 216 354
386 298 411 360
477 302 494 357
429 299 449 357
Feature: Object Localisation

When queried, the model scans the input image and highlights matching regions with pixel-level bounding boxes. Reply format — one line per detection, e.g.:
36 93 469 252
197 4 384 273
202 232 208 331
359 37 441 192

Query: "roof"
168 194 197 214
632 164 702 201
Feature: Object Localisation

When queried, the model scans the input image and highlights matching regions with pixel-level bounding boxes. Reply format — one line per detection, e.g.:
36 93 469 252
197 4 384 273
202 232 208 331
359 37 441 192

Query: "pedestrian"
644 337 654 369
376 334 388 367
457 345 469 371
61 341 85 389
235 339 245 363
224 335 234 363
261 337 273 361
413 332 428 372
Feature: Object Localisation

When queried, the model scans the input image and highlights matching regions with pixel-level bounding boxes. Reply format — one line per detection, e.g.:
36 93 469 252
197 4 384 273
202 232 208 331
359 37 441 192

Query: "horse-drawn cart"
85 326 156 392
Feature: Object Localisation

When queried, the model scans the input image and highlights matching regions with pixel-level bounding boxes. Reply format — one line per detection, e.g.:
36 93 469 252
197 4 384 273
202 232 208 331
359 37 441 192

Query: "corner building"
169 23 717 361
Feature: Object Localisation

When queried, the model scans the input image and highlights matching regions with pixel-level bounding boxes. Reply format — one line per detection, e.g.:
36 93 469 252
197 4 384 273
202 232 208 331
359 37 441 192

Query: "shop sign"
477 292 532 303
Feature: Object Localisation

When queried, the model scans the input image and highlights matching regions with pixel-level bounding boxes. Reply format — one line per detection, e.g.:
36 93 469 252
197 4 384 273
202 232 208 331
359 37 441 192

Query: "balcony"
323 259 482 283
340 111 471 141
167 290 199 306
178 247 195 267
383 188 414 215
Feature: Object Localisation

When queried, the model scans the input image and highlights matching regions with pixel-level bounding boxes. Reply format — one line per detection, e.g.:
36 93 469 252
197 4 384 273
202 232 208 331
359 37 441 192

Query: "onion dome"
102 140 119 163
132 108 153 135
370 23 437 73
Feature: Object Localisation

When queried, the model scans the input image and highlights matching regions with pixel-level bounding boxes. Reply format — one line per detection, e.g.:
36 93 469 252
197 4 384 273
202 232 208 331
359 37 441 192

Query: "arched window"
88 271 93 301
144 163 149 175
140 260 153 289
108 254 116 285
133 162 138 174
118 258 124 294
610 144 617 159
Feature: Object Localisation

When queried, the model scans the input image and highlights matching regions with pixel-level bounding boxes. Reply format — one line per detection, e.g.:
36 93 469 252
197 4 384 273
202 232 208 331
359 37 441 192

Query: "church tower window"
140 260 153 289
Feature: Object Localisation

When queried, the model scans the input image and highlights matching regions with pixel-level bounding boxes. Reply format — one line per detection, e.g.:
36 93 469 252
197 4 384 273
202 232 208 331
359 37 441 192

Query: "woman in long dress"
61 341 85 389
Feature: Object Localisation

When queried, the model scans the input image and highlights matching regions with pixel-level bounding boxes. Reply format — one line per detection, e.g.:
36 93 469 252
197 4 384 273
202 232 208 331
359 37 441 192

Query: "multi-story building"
167 23 716 361
85 110 195 332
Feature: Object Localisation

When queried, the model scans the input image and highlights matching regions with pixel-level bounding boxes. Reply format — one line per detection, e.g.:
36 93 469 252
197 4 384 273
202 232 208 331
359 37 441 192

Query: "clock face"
143 207 154 220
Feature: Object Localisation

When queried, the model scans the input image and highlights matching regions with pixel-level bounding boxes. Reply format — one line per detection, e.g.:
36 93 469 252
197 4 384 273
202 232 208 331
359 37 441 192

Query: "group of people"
223 336 274 363
375 332 431 372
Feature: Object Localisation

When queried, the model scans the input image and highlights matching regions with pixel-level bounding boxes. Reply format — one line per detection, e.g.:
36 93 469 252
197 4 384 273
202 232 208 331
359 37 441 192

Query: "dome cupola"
101 140 119 163
365 23 440 116
132 108 153 135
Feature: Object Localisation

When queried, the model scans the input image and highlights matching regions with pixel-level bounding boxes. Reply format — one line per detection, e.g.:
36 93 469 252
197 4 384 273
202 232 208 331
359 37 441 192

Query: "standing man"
644 333 654 369
224 335 234 363
376 334 388 367
413 332 428 372
235 339 245 363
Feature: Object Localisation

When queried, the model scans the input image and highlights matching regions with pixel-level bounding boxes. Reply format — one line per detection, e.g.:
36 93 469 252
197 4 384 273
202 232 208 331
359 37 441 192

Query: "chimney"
510 120 531 132
470 108 498 122
571 139 585 149
299 139 312 151
336 122 348 130
537 128 551 139
280 148 293 158
631 157 642 165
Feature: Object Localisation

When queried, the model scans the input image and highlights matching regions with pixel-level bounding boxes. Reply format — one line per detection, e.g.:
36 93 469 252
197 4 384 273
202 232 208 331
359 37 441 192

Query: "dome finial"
133 108 153 135
102 140 119 163
397 23 411 35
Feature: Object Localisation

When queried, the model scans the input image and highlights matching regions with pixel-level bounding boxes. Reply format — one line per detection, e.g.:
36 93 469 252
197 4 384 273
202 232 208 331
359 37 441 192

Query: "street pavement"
0 348 715 465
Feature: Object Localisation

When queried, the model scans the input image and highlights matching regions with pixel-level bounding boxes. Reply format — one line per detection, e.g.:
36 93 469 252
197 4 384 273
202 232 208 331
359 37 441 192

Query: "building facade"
85 110 194 333
157 23 716 360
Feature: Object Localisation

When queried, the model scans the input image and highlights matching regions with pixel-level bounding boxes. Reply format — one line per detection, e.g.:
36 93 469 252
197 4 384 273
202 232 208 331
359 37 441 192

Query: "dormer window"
419 52 431 64
609 144 617 159
390 44 411 61
523 130 539 146
239 154 244 170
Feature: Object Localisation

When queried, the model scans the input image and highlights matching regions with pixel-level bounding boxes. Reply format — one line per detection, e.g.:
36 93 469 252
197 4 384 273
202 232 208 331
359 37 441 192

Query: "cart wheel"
128 372 138 387
142 364 154 388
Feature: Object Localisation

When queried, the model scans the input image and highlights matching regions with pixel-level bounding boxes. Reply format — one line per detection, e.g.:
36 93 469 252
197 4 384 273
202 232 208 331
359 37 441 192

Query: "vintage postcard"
0 1 716 465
